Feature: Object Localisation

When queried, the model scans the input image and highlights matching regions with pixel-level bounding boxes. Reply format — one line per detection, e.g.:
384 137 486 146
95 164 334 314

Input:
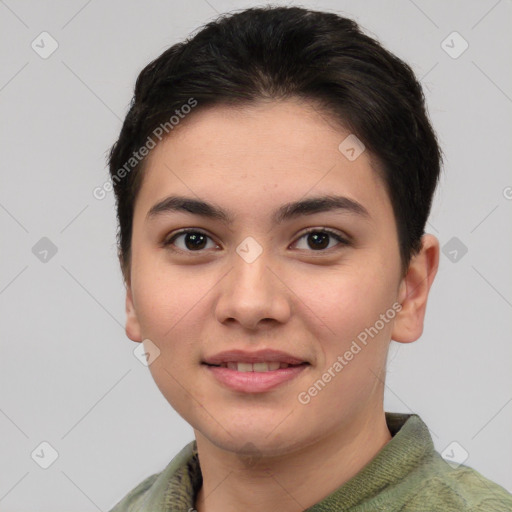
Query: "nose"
214 249 291 331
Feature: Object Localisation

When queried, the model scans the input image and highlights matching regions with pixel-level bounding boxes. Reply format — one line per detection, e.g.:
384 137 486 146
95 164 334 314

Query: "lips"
204 357 310 392
202 349 309 367
216 361 308 372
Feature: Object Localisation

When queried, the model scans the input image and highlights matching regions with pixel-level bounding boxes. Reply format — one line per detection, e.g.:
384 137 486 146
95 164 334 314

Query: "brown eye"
164 230 218 252
294 229 349 251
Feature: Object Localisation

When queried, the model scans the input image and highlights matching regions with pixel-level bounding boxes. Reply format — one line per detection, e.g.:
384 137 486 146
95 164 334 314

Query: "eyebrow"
146 194 370 224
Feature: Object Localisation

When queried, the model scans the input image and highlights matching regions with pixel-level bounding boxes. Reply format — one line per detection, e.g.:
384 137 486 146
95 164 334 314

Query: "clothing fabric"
108 412 512 511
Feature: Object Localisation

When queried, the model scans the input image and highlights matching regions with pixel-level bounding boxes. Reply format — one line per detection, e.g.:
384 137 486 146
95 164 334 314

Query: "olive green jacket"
108 412 512 511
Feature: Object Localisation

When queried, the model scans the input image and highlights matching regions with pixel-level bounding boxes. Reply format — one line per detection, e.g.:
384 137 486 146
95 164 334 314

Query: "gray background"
1 0 511 510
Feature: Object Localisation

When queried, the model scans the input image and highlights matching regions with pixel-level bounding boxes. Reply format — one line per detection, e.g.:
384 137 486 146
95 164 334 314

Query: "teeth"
222 361 290 372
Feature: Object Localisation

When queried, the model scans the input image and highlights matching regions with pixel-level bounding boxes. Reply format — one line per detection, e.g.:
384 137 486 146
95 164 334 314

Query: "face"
125 99 423 458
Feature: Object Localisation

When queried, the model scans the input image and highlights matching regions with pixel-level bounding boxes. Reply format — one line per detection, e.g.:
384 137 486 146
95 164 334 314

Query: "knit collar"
143 412 434 511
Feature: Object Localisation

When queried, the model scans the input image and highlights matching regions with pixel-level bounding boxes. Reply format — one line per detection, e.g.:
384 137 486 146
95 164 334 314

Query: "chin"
195 417 315 458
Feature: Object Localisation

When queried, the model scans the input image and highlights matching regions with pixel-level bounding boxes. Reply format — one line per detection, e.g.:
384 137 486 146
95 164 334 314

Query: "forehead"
135 99 392 226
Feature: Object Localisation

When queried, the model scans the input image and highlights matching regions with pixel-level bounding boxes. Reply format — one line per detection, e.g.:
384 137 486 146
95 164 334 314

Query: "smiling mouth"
203 362 309 372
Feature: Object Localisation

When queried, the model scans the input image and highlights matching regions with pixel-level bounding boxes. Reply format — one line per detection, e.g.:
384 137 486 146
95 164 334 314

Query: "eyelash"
162 228 350 254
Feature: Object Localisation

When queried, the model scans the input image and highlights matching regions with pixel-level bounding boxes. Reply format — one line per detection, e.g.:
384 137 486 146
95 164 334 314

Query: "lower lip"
203 364 309 393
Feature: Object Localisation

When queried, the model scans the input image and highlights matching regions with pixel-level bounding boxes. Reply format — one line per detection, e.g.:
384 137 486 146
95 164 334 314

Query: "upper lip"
202 349 309 366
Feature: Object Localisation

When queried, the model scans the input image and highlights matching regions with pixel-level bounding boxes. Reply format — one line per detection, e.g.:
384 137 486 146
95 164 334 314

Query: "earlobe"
391 234 440 344
125 284 143 342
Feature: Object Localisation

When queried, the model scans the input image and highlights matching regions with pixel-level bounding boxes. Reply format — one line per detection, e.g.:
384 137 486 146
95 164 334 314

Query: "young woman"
107 6 512 511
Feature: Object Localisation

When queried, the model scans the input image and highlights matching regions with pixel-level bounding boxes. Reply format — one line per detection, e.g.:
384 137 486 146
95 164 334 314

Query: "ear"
125 282 143 343
391 234 440 344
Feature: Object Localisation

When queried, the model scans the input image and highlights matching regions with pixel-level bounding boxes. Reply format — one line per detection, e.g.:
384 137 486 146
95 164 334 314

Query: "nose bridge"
215 240 290 328
233 248 271 296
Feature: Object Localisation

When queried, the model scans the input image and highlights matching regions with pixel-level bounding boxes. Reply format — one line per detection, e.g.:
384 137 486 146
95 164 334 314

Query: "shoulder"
106 441 197 512
107 472 161 512
400 451 512 511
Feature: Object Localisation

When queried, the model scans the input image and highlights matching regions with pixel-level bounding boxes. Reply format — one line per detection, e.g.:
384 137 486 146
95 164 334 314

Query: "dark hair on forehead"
108 5 443 283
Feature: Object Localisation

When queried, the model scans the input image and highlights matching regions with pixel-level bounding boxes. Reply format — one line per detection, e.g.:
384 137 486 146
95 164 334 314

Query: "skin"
124 98 439 512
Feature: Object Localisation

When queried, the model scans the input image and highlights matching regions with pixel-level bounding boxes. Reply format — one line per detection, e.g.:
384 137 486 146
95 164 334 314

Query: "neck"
194 408 392 512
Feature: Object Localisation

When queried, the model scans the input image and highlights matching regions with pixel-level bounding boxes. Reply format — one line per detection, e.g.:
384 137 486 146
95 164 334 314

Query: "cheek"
295 263 397 358
133 265 209 413
299 270 395 412
131 248 206 337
